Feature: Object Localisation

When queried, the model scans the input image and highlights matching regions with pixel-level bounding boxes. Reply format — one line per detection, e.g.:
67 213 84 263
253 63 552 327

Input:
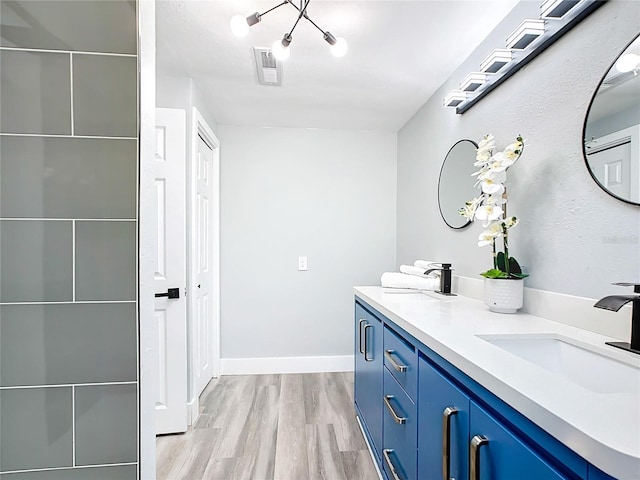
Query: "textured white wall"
397 1 640 300
218 126 397 358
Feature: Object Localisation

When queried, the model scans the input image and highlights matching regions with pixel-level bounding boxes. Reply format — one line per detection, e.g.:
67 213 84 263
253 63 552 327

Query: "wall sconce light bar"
454 0 604 114
444 90 468 107
480 49 513 73
506 19 546 50
541 0 581 19
460 72 489 92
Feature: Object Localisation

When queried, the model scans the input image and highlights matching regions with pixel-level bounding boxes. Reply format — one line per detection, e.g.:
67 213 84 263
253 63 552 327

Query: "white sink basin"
477 334 640 394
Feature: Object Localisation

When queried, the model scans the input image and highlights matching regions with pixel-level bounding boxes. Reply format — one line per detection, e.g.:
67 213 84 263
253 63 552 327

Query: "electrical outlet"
298 256 308 271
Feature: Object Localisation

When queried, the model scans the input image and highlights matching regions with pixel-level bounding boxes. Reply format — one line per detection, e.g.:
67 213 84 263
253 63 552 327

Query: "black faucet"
424 263 454 296
594 282 640 355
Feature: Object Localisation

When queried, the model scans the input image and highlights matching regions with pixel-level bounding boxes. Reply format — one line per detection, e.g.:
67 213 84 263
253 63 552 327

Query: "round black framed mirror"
583 33 640 206
438 139 479 229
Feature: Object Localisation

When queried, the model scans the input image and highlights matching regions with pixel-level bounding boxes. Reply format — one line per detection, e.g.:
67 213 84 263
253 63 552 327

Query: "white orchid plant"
459 134 528 280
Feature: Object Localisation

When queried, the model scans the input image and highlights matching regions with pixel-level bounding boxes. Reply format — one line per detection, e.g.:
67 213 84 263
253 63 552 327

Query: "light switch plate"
298 256 308 271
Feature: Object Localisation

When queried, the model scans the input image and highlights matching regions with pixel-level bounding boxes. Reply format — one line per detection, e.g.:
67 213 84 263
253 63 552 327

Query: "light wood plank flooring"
156 372 379 480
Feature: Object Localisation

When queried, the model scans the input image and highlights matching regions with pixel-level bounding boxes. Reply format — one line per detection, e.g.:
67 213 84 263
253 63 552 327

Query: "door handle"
364 324 373 361
155 288 180 299
470 435 489 480
359 319 366 355
442 406 458 480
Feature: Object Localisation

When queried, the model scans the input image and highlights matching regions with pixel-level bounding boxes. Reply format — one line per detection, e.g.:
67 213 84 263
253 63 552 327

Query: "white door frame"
186 107 221 423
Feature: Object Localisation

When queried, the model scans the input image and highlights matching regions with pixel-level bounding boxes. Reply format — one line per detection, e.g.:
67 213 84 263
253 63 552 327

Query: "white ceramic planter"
484 278 524 313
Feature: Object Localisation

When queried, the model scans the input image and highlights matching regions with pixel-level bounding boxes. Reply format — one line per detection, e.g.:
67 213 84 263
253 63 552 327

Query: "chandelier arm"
302 14 327 35
259 1 289 18
287 0 312 36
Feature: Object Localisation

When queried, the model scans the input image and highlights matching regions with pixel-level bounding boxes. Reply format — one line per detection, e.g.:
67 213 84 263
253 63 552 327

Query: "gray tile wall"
0 1 138 478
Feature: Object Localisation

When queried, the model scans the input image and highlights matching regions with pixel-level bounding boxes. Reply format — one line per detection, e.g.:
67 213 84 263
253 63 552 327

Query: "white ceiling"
156 0 520 132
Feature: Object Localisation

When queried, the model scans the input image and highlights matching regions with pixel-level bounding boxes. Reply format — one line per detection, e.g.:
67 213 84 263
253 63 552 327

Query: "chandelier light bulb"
271 39 291 60
229 14 249 38
330 37 348 58
616 53 640 73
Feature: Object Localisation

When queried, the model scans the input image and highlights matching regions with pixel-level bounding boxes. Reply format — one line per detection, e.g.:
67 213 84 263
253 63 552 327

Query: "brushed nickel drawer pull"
383 395 407 425
385 349 407 372
383 449 404 480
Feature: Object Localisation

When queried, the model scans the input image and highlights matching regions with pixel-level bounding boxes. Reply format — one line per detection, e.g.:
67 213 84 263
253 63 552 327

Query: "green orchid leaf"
496 252 507 271
508 257 522 274
481 269 508 279
509 273 529 279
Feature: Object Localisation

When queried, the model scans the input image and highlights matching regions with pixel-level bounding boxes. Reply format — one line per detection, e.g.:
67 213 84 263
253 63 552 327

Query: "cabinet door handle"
384 349 407 372
442 406 458 480
383 449 404 480
470 435 489 480
364 324 373 362
383 395 407 425
358 319 366 355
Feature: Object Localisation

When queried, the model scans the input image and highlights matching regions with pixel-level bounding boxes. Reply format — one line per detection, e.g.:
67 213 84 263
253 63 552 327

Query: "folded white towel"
381 272 439 291
400 265 430 277
414 260 439 270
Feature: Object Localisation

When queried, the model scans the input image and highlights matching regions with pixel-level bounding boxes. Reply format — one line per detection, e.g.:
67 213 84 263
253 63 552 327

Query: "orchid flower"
459 134 528 279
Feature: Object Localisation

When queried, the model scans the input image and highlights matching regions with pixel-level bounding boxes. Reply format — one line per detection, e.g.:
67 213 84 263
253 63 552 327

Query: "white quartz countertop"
354 286 640 480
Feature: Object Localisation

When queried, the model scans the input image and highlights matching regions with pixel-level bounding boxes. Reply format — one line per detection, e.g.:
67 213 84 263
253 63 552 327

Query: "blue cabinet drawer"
470 401 567 480
384 325 417 400
383 367 417 480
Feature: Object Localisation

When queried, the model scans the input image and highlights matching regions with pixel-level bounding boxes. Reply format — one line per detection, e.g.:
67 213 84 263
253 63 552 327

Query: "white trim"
69 53 75 135
186 398 200 426
0 381 137 390
138 0 156 478
0 301 137 306
0 218 137 221
0 463 138 475
188 108 221 409
220 355 355 375
72 220 76 302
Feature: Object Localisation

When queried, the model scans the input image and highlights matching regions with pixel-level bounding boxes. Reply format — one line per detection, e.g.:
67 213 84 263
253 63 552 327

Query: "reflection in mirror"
438 139 479 229
583 33 640 205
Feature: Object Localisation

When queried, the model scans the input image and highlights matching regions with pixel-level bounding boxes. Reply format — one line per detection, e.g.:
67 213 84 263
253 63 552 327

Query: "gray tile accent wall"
0 0 139 476
75 384 138 466
0 50 71 135
0 1 137 54
0 303 137 387
0 387 73 472
0 137 137 219
0 220 73 303
73 54 137 137
75 221 137 301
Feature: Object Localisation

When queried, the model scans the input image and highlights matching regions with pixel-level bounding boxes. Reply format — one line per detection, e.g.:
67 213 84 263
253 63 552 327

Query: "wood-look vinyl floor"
156 372 379 480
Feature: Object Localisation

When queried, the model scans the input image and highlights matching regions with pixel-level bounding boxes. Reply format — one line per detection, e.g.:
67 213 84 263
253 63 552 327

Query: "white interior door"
154 108 188 434
193 133 217 397
588 141 632 200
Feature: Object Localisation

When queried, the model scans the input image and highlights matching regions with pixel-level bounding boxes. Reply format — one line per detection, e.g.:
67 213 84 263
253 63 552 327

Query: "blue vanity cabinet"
354 301 384 461
418 355 470 480
469 401 568 480
382 367 417 480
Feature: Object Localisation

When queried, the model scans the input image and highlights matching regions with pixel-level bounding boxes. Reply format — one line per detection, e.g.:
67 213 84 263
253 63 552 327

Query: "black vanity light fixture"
229 0 348 61
443 0 605 113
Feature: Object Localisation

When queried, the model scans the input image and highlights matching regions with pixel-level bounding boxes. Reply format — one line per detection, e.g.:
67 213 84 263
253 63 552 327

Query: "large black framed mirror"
583 33 640 206
438 139 479 229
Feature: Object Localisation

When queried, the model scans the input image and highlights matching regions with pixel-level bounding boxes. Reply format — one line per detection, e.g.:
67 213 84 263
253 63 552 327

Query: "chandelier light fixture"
229 0 348 60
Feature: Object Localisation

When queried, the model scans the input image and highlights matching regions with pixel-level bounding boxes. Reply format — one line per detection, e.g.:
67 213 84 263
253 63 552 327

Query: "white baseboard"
455 275 629 341
220 355 354 375
187 398 199 426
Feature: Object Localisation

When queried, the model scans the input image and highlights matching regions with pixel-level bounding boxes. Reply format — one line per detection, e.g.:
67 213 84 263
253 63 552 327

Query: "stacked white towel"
380 272 439 291
399 265 430 277
414 260 440 271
